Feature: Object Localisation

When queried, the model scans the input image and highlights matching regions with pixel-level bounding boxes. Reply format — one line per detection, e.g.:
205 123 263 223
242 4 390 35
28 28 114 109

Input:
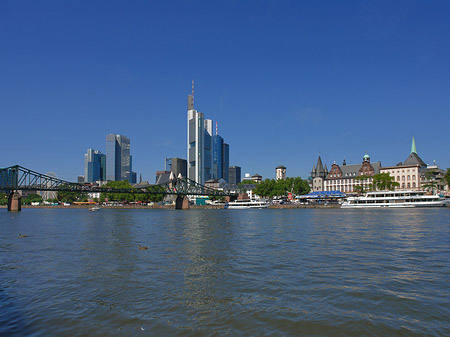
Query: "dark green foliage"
101 180 164 203
253 177 310 198
23 194 43 204
0 193 9 205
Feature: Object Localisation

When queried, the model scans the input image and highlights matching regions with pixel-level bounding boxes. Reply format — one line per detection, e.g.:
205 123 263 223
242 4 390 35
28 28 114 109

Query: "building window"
407 175 410 181
407 183 411 188
397 176 400 181
402 183 405 188
413 182 416 188
402 176 405 181
412 175 416 180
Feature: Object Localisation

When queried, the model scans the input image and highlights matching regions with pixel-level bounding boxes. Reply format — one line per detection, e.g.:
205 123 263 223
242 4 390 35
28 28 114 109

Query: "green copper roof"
411 136 417 154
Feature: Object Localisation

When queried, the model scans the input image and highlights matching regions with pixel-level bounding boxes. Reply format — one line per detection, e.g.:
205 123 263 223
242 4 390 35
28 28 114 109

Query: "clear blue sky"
1 0 449 182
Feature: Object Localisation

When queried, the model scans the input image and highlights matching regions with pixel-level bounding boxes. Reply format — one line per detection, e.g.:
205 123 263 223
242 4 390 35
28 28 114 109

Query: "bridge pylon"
8 192 22 212
175 196 190 210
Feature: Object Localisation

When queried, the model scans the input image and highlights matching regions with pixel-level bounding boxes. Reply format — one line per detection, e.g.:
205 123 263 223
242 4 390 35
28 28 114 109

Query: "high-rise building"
171 158 187 178
187 83 213 185
106 134 132 182
187 83 229 184
229 166 241 186
84 149 106 182
222 143 229 182
212 134 223 180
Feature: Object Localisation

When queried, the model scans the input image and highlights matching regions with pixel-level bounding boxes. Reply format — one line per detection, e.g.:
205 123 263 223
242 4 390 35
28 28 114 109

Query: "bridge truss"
0 165 233 197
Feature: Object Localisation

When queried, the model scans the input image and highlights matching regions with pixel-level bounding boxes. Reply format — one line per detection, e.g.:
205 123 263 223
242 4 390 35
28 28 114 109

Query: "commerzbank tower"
188 80 226 185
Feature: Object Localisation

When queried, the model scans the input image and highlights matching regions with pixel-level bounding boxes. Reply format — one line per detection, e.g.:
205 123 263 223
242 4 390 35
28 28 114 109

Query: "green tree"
57 185 81 203
422 169 438 194
0 193 8 206
253 177 310 198
354 175 372 193
444 168 450 188
23 194 43 205
100 181 165 203
371 173 400 191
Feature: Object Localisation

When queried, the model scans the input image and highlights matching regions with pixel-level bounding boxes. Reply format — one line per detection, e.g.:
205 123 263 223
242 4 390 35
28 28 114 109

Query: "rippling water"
1 208 449 336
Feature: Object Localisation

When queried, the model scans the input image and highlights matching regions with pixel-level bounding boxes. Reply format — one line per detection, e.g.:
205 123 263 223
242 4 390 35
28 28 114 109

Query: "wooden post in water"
8 192 22 212
175 196 189 210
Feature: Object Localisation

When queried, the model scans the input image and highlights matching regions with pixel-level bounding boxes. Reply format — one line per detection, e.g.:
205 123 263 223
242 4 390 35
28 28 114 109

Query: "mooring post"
175 196 190 210
7 192 22 212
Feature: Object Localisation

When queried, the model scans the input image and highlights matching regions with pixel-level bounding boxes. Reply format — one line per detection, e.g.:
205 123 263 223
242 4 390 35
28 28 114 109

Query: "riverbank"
1 203 340 210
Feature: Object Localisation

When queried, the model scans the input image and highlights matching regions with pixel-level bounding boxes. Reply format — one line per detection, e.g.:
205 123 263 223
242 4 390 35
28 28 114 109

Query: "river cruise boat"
224 199 270 209
341 190 447 208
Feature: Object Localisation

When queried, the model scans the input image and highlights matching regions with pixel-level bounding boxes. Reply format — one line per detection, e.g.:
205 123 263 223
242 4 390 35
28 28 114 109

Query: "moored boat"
341 190 447 208
224 199 270 209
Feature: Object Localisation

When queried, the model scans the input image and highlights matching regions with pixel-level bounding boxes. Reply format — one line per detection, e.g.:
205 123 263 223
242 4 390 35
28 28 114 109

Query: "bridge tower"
8 192 21 212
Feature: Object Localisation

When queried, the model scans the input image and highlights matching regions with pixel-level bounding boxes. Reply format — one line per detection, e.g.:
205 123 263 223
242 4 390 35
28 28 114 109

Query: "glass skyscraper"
84 149 106 183
106 134 132 182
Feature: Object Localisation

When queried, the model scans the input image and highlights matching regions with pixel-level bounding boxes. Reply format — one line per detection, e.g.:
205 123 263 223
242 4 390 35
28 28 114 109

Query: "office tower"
77 175 85 183
106 134 131 182
204 119 213 181
229 166 241 186
84 149 106 183
222 143 229 182
187 82 213 185
212 134 223 180
171 158 187 178
165 157 172 171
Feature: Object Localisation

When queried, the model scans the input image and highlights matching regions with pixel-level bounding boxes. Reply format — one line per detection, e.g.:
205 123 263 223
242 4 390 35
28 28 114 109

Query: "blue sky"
1 0 449 182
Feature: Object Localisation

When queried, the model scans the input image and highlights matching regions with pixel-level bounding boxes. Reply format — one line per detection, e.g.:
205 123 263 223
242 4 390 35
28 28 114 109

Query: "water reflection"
1 208 449 336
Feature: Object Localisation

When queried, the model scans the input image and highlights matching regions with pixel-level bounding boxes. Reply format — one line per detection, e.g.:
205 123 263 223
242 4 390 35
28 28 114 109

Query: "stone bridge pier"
175 196 190 210
8 192 22 212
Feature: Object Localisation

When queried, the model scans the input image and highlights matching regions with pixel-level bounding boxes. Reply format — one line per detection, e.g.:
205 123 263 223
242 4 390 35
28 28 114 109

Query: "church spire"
411 136 417 154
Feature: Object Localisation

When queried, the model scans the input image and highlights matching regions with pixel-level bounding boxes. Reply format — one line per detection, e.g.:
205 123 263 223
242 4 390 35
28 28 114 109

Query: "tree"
23 194 43 205
444 168 450 188
371 173 400 191
0 193 8 206
57 185 81 203
253 177 310 198
100 180 165 203
354 175 372 193
422 169 438 194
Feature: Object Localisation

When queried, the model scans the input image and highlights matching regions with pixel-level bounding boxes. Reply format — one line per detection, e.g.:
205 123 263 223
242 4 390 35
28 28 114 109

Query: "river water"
1 208 449 336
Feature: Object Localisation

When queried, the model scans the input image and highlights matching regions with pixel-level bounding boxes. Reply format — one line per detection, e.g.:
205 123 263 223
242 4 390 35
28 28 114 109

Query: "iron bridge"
0 165 235 197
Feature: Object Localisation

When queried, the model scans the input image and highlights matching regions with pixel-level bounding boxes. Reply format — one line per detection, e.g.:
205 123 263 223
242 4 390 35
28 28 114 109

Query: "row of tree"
239 177 310 198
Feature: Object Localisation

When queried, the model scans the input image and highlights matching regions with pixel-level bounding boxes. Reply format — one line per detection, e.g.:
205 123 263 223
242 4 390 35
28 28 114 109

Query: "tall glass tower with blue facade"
84 149 106 182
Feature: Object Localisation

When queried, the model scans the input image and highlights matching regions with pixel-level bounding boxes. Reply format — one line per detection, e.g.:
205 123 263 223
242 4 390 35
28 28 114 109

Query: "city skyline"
1 1 449 181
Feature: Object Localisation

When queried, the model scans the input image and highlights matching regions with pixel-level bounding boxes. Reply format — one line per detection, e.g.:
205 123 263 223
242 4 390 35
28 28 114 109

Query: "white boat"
224 199 270 209
341 190 447 208
89 206 100 211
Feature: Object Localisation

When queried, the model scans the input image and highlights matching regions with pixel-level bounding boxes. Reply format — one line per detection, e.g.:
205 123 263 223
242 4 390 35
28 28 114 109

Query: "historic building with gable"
311 154 381 193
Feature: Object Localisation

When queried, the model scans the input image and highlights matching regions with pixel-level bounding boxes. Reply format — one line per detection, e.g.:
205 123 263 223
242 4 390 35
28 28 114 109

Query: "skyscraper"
171 157 187 178
84 149 106 182
229 166 241 186
187 82 213 185
222 143 229 182
106 134 132 182
212 134 223 180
